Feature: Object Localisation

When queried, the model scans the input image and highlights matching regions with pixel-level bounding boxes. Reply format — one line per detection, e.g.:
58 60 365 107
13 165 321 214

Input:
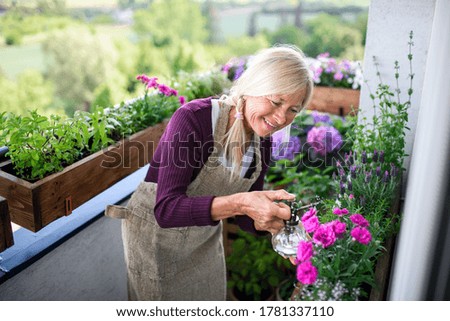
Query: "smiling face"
242 89 306 137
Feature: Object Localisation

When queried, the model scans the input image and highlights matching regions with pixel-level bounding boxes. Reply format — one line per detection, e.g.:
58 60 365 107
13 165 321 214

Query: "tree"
303 13 362 58
42 26 127 114
133 0 208 46
0 70 57 116
266 25 308 49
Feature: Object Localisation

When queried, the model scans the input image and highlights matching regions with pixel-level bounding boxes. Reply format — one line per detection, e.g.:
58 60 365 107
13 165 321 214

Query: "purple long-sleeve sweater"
144 97 272 233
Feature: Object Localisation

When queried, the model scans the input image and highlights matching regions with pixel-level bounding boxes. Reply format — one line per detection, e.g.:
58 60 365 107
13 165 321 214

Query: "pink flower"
147 77 158 88
301 207 317 223
179 96 186 105
328 220 346 238
332 207 349 216
296 261 318 285
313 224 336 248
302 216 320 234
351 227 372 245
349 194 354 200
137 74 159 89
296 241 314 263
158 84 172 96
350 214 370 227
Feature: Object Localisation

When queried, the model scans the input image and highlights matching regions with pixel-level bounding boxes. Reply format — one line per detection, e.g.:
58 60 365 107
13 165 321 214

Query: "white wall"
360 0 436 178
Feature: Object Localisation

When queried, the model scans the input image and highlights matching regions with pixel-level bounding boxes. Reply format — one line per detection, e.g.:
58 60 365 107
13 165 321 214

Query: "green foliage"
303 14 363 59
173 70 232 102
0 111 87 180
42 26 128 114
224 34 269 58
91 84 114 111
266 25 307 49
0 70 228 181
0 10 75 46
226 230 291 300
0 70 57 116
0 91 179 180
133 0 208 46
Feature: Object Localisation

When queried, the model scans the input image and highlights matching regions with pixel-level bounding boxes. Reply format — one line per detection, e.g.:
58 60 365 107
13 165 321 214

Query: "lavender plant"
349 31 415 170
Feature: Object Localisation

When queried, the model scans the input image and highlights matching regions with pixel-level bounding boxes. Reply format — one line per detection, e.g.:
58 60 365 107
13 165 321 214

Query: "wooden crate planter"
307 86 360 116
0 121 168 233
0 197 14 251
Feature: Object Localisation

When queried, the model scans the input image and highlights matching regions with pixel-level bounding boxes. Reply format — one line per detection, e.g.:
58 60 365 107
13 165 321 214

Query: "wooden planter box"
0 121 168 233
307 86 360 116
0 197 14 252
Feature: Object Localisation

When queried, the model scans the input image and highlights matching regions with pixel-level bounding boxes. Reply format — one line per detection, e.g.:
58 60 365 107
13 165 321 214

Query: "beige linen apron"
105 103 262 301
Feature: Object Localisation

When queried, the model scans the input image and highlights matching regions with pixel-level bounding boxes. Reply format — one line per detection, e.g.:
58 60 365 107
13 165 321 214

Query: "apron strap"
105 204 131 219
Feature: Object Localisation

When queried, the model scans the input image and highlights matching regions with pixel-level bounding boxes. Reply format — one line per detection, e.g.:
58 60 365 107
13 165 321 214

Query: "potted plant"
306 52 363 116
221 53 362 116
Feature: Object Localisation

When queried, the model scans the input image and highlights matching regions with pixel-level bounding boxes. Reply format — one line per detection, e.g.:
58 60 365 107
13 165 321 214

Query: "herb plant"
0 72 217 181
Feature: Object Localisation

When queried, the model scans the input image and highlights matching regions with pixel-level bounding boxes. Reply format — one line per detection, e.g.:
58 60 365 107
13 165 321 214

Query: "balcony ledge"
0 165 148 282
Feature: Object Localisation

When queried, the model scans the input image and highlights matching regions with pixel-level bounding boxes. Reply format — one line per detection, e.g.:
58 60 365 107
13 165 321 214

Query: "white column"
389 0 450 300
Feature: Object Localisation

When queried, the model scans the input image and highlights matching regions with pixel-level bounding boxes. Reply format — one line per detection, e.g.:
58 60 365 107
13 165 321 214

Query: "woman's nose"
273 108 287 126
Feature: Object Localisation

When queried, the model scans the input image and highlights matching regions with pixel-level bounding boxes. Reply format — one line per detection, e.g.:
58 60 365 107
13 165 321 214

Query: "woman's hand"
239 189 295 234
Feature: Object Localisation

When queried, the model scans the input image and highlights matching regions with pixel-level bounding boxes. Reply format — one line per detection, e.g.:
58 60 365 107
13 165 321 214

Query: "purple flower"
317 52 330 59
302 216 320 234
233 60 246 80
390 164 398 177
179 96 186 105
271 133 301 161
361 151 367 164
351 227 372 245
334 71 344 81
306 126 343 156
383 170 390 183
376 166 381 177
296 241 314 263
296 261 318 285
379 151 385 163
313 224 336 248
350 165 356 179
340 181 346 195
312 111 332 124
373 149 379 162
350 214 370 227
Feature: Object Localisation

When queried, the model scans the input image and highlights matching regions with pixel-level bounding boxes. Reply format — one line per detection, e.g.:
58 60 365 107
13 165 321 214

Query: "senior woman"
106 45 313 300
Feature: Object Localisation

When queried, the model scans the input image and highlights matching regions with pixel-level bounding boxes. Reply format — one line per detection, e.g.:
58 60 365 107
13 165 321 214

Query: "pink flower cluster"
296 207 372 285
136 74 186 105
